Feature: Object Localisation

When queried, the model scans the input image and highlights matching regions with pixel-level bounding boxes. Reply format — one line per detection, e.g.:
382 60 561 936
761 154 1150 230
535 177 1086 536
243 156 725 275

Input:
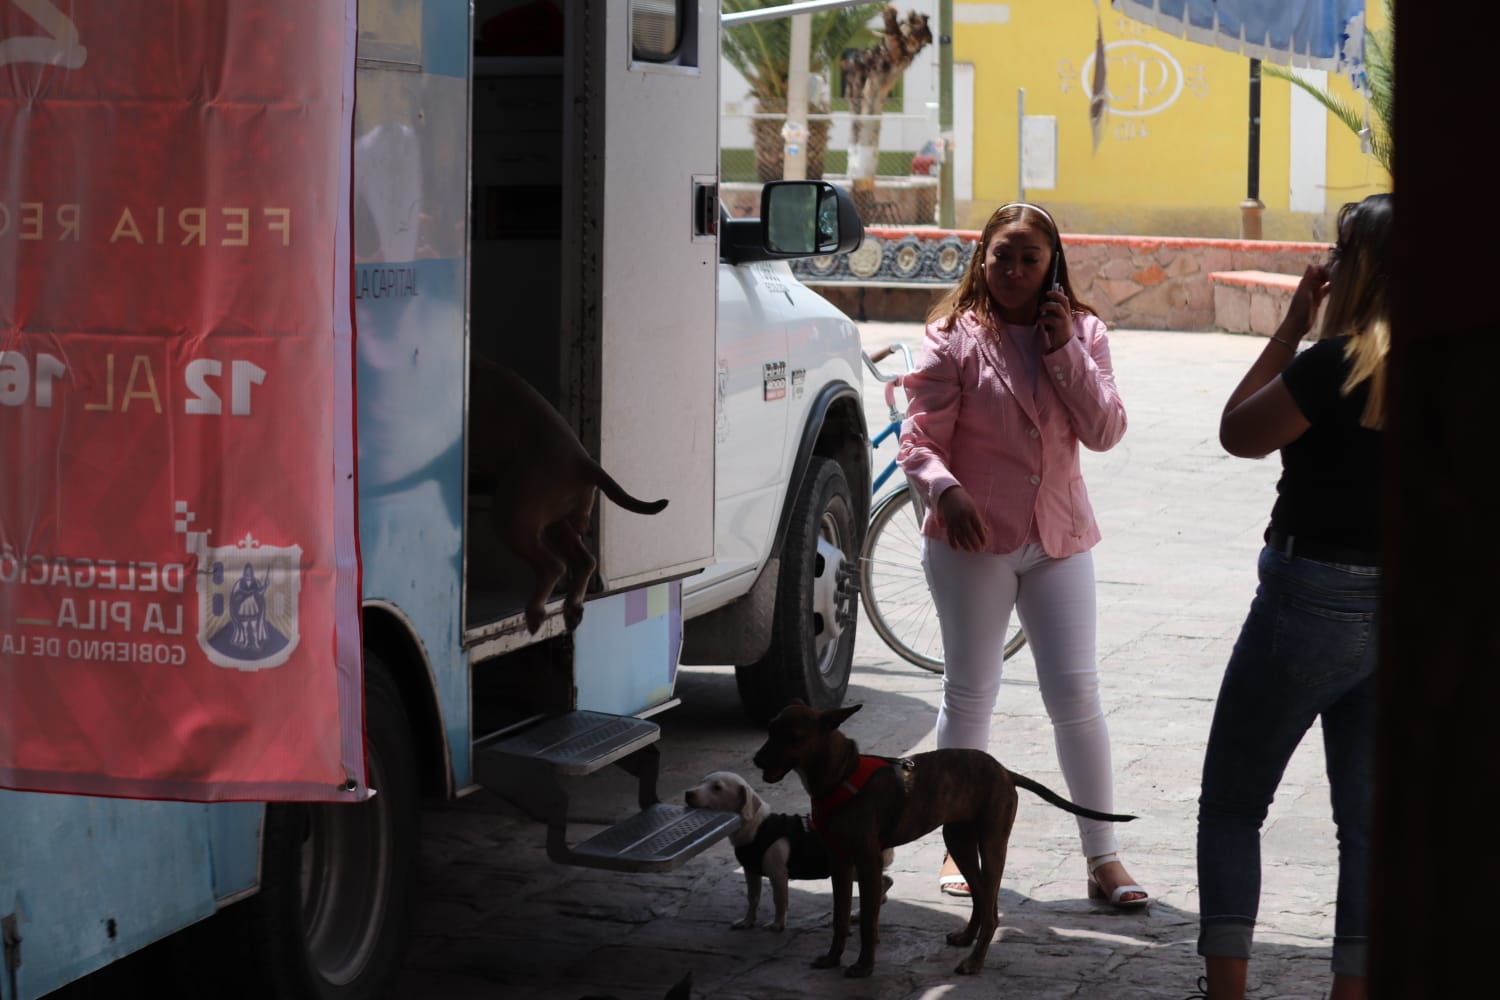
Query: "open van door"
566 3 719 590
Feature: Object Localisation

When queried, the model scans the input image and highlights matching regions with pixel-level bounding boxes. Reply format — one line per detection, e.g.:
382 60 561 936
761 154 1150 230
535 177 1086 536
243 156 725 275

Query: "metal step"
475 710 739 872
567 803 741 873
477 709 659 776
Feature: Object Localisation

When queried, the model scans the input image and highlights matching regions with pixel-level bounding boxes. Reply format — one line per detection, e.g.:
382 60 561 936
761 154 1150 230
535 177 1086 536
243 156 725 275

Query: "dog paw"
764 920 785 932
844 962 874 979
954 957 984 976
730 918 753 930
946 929 976 947
524 605 545 634
562 601 584 630
811 955 841 970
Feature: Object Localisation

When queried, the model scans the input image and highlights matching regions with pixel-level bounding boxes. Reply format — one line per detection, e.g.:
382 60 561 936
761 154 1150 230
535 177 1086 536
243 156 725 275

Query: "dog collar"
809 755 892 835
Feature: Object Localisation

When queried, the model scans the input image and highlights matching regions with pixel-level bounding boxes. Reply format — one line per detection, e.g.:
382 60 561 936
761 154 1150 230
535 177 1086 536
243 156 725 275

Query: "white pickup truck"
679 182 871 722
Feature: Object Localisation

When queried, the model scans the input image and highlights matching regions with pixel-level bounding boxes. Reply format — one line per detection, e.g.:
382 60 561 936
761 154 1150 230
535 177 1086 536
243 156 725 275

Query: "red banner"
0 1 365 801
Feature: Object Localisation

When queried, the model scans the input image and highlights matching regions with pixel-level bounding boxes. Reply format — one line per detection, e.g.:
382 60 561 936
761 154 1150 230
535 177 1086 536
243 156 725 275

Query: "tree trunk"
848 88 886 195
752 95 786 183
840 7 933 195
807 110 831 180
753 96 832 181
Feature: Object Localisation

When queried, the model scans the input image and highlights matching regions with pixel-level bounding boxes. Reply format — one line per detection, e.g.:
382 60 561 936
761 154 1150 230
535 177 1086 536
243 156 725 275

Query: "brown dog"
469 354 667 633
751 702 1136 978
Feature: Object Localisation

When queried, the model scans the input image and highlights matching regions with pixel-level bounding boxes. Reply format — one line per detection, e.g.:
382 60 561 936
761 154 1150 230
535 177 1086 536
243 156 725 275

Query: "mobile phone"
1048 251 1062 292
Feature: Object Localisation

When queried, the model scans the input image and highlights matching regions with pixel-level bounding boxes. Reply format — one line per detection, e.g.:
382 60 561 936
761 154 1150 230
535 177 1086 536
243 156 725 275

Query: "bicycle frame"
857 343 1026 672
862 343 916 496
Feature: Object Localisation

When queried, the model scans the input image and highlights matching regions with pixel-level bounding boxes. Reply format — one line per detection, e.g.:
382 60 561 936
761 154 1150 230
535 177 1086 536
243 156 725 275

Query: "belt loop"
1266 527 1296 558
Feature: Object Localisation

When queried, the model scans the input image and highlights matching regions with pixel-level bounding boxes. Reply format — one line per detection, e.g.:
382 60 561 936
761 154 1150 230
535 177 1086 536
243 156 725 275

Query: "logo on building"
1082 41 1184 117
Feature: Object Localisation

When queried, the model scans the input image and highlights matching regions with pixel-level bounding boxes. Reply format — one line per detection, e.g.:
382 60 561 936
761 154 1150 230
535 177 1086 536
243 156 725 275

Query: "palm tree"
1261 0 1392 176
722 0 885 181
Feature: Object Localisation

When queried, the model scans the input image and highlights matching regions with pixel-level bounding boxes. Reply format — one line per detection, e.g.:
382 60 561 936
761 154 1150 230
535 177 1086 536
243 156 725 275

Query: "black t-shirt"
1271 336 1381 553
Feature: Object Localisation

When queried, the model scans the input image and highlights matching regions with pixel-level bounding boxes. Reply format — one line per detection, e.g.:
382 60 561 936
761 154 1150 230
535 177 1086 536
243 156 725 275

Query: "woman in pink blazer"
896 202 1145 908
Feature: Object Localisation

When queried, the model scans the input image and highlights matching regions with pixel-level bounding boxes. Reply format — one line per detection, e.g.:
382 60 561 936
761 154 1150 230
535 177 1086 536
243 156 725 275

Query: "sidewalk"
397 324 1345 1000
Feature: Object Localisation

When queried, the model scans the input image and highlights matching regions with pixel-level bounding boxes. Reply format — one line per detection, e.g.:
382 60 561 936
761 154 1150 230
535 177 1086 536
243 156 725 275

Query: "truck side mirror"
763 181 862 256
720 180 864 265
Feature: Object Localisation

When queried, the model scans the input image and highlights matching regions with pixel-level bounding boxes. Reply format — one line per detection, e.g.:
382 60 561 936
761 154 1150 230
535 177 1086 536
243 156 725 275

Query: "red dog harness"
809 755 903 853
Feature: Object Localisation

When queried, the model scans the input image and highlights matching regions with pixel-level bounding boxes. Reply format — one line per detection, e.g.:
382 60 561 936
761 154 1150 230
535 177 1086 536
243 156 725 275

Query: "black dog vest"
734 813 831 879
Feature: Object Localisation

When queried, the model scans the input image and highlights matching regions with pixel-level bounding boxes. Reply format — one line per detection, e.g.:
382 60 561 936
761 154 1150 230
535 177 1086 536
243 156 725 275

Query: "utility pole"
938 0 954 227
782 13 811 181
1240 57 1264 239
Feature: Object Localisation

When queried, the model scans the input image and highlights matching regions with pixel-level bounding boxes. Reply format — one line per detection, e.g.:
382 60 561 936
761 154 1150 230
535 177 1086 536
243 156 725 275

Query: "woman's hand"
938 485 990 552
1280 262 1332 343
1219 261 1326 457
1037 288 1073 352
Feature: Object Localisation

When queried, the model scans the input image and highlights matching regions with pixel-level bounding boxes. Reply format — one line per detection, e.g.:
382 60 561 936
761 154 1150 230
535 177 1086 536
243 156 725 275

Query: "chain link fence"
720 109 940 226
719 110 929 183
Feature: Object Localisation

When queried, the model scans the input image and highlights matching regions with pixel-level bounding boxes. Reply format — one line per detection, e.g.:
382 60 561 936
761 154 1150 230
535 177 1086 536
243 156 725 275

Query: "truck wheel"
736 457 858 722
252 649 420 999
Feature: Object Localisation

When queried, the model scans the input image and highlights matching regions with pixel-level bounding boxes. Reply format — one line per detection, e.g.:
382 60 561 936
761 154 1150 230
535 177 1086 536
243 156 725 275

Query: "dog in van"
469 354 667 633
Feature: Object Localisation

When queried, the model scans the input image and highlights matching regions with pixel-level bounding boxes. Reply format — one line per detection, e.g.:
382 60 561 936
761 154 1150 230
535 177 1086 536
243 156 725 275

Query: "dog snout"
684 789 699 807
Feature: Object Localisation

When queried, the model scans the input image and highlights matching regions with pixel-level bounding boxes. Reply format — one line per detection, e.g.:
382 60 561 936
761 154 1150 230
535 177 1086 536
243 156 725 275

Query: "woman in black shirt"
1194 193 1392 1000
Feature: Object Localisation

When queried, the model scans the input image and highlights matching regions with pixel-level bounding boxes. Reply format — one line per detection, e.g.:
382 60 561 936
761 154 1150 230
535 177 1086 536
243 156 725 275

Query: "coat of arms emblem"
192 531 302 671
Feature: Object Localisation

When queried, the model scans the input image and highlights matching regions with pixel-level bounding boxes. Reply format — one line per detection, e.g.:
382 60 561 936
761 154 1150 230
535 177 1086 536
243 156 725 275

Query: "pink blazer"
896 310 1126 558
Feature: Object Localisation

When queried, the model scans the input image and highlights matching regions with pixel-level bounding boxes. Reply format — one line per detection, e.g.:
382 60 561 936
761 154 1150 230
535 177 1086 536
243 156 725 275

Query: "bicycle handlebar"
861 343 915 382
862 344 917 423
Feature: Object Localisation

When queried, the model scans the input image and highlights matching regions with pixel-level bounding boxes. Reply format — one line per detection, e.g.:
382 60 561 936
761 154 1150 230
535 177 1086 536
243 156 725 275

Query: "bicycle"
859 345 1027 673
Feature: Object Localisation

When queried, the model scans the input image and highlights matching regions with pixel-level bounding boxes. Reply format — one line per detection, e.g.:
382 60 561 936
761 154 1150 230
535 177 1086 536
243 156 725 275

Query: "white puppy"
685 770 891 932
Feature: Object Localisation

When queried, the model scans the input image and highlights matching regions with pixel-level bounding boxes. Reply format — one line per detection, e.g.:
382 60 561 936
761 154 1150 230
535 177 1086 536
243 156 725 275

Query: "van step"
567 803 742 873
475 710 736 872
478 709 659 776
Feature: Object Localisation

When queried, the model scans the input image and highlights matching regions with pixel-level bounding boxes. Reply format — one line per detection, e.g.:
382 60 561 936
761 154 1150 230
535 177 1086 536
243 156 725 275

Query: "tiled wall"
795 228 1331 332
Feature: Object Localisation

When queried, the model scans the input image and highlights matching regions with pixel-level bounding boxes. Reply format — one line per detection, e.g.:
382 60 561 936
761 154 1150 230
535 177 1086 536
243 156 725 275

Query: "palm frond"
1260 0 1393 177
722 0 885 105
809 3 884 69
1262 63 1368 136
1365 3 1394 146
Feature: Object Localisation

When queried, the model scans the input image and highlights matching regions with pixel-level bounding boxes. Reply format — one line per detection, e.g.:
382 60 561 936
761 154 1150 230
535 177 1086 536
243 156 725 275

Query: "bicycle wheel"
859 483 1027 673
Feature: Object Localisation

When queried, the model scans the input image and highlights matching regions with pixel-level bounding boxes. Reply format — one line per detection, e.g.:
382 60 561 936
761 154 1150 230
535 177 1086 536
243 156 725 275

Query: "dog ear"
821 703 862 729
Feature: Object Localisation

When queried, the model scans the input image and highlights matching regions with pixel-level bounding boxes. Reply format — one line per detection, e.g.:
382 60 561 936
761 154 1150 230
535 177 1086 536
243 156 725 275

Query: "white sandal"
1086 853 1149 910
937 854 971 898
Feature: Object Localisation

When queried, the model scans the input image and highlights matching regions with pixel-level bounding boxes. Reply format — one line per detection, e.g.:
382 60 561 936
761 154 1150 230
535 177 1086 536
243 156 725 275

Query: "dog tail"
591 462 669 515
1012 772 1137 823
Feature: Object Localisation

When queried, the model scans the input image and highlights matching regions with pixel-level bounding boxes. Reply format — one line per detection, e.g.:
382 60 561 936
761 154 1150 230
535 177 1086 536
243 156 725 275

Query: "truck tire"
251 649 420 999
735 456 858 722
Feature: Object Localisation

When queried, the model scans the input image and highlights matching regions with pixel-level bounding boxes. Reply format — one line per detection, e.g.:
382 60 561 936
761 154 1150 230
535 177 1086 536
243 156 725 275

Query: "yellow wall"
955 0 1389 239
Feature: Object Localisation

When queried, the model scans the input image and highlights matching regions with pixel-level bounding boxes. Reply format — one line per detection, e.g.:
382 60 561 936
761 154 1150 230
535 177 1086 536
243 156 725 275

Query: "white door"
565 3 720 591
955 62 974 202
697 259 791 590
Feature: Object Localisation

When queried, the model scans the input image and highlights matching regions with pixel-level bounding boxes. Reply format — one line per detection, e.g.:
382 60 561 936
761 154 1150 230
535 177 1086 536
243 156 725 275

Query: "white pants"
923 538 1119 859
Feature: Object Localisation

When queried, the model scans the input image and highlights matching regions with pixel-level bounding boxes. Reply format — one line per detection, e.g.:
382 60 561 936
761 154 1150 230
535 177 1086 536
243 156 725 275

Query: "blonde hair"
927 202 1095 332
1317 194 1393 429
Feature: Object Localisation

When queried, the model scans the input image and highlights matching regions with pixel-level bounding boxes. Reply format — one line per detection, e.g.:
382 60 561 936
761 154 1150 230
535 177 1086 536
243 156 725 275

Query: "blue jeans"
1197 545 1380 977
